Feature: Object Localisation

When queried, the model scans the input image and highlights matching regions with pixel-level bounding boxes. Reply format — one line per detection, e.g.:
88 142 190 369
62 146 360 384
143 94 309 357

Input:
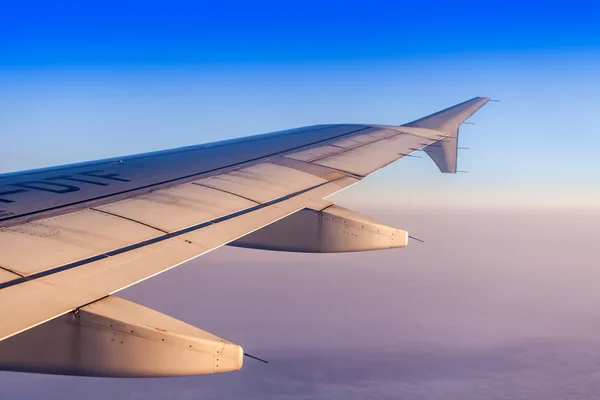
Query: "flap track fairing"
230 205 408 253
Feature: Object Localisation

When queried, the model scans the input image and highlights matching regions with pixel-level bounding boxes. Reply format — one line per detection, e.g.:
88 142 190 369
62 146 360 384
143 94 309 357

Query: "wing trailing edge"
403 97 490 173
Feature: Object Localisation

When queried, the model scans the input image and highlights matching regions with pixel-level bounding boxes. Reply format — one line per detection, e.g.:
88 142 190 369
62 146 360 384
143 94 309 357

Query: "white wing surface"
0 97 490 377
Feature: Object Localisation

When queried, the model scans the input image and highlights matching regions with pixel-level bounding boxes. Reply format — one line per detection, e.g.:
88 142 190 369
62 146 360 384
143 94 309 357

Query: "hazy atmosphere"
1 1 599 399
1 206 599 399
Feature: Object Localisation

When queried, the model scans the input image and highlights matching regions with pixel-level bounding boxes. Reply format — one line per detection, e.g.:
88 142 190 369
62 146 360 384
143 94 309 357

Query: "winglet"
402 97 490 173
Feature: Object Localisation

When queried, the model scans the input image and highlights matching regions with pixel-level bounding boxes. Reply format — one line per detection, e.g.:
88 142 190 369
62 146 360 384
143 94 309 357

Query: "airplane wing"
0 97 490 377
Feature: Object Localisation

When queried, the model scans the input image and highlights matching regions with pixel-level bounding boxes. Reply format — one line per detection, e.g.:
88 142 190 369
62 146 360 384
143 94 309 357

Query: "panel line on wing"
189 182 260 205
0 177 346 290
306 129 459 177
0 266 23 278
0 125 339 181
89 208 171 235
284 129 401 163
193 163 328 204
0 127 370 226
303 131 404 163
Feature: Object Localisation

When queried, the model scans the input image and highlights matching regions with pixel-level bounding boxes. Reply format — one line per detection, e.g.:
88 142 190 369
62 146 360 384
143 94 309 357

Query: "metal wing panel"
0 206 292 342
365 128 400 139
0 209 164 276
94 183 258 233
0 161 336 282
0 178 357 342
284 145 342 162
403 97 490 135
285 124 470 178
0 124 367 226
329 138 361 148
0 163 330 279
0 279 71 342
0 97 491 352
344 129 396 143
311 132 426 176
0 269 20 284
193 163 327 203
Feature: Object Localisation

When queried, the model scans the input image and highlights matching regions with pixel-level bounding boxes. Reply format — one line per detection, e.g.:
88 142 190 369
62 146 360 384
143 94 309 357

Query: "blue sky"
2 1 598 66
1 3 600 399
1 1 599 208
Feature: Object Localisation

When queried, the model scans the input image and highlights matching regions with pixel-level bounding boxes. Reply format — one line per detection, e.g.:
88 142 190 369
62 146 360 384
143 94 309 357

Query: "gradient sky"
1 209 600 399
1 2 600 399
1 1 599 208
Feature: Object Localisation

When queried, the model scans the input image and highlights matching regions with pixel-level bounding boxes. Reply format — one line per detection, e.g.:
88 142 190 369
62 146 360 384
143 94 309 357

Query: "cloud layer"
0 209 598 399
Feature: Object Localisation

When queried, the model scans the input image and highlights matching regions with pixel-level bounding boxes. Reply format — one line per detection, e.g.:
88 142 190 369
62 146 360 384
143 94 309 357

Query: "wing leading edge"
0 98 491 377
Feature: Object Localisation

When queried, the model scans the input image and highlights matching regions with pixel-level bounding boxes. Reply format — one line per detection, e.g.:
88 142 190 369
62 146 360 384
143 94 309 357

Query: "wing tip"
407 96 492 174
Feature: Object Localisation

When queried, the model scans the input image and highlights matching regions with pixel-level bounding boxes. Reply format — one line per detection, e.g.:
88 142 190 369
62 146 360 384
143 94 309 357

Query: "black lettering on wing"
0 169 131 204
12 181 80 194
47 175 109 186
0 189 27 204
79 170 130 182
